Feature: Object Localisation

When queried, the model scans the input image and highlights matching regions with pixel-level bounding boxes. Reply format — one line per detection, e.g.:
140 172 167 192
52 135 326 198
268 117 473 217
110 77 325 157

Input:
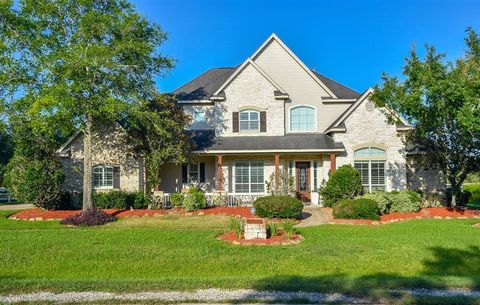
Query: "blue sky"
132 0 480 94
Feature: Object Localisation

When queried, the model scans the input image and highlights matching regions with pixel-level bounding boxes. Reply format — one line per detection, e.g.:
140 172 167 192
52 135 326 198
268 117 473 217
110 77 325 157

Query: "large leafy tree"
0 0 173 210
372 28 480 206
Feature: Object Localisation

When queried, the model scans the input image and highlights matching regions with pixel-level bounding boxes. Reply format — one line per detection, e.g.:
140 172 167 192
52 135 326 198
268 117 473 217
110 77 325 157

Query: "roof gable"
251 33 337 98
213 58 287 96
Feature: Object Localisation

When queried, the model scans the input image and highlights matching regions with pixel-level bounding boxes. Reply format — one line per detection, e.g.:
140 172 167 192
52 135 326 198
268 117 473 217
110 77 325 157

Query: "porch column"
216 155 223 192
329 153 336 175
274 154 280 187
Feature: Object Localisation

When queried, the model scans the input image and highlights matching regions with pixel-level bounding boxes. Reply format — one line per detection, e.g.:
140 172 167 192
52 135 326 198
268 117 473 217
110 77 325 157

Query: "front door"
295 162 310 202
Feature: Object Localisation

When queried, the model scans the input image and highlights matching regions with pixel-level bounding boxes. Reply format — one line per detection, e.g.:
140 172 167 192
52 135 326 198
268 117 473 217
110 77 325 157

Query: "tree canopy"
0 0 176 209
372 28 480 206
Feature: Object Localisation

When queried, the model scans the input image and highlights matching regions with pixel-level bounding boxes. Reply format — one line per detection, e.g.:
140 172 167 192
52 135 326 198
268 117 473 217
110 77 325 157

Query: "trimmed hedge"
169 187 207 211
91 191 151 210
361 190 423 214
333 198 380 220
254 196 303 218
320 165 363 207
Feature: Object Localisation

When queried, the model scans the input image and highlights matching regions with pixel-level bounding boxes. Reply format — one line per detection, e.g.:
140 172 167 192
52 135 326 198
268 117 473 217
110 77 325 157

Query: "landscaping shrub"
386 191 422 213
282 220 296 239
170 192 184 207
91 191 149 210
4 155 65 210
182 187 207 212
229 217 243 239
362 192 391 214
60 208 117 226
333 198 380 220
362 190 424 214
320 165 362 207
268 222 279 237
464 184 480 204
133 192 151 209
254 196 303 218
93 191 129 209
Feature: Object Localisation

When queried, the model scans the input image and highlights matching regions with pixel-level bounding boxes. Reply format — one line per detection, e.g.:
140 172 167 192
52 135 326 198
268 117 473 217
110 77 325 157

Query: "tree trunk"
82 116 93 211
450 183 462 208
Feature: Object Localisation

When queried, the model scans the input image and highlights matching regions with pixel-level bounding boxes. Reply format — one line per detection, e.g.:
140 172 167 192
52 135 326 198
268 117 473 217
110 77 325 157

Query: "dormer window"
290 106 315 132
239 110 259 131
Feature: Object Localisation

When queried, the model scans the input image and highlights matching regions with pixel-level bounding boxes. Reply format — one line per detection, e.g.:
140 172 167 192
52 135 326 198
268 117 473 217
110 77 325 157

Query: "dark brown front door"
296 162 310 202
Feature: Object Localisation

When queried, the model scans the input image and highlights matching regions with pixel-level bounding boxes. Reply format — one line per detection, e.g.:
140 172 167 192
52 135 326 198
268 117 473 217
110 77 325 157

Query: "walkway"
0 203 34 211
295 205 330 227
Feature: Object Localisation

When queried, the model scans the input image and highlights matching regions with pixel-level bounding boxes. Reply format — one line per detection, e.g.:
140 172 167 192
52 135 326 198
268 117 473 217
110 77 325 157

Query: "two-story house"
58 34 444 203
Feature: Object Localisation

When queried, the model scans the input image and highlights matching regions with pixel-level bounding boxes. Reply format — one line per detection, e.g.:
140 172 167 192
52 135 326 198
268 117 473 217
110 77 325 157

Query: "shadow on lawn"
242 245 480 304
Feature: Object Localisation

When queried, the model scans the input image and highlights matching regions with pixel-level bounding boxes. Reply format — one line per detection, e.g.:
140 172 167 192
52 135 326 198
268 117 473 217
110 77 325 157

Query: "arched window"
353 147 386 193
239 109 259 131
93 165 114 189
290 106 315 132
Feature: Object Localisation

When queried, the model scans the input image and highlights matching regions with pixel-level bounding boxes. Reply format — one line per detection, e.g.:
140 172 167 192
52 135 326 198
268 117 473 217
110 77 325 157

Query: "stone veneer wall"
216 63 285 137
332 98 408 191
60 125 144 194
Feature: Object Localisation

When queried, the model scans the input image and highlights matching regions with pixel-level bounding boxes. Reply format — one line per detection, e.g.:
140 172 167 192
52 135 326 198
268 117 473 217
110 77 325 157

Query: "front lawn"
1 210 479 297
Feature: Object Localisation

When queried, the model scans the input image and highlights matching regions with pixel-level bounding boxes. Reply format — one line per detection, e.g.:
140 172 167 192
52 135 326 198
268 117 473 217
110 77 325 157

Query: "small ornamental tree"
0 0 173 210
124 95 193 190
372 28 480 206
320 165 363 207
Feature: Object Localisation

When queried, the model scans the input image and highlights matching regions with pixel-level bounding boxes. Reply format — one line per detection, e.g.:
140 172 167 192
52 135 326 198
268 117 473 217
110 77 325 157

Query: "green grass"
0 210 480 297
465 184 480 209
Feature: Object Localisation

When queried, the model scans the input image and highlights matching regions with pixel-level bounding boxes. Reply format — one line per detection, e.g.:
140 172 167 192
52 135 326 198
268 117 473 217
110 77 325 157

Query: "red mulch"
10 206 256 221
218 231 302 245
326 207 480 225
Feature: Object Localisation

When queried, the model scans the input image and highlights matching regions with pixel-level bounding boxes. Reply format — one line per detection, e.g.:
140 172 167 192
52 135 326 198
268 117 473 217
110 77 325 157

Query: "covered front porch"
157 132 345 206
158 152 340 206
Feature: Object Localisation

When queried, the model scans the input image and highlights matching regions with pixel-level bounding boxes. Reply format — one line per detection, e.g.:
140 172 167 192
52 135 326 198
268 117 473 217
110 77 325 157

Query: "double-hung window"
353 147 386 193
239 110 259 131
290 106 315 132
188 163 199 183
93 165 114 189
235 161 264 193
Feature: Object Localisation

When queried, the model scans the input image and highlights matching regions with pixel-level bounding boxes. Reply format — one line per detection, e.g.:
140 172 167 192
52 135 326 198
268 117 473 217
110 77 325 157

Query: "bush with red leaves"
60 208 117 226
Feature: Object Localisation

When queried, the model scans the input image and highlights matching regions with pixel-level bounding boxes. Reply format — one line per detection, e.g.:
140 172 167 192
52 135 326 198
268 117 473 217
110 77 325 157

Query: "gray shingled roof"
172 68 236 101
188 130 344 152
311 71 361 99
172 67 361 101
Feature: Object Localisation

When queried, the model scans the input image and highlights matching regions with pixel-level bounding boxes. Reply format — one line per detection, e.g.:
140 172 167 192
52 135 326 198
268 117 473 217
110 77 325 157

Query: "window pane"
239 110 259 131
354 148 370 157
354 161 369 185
239 112 249 120
370 148 386 157
235 161 264 193
290 106 315 131
371 161 385 186
93 168 102 188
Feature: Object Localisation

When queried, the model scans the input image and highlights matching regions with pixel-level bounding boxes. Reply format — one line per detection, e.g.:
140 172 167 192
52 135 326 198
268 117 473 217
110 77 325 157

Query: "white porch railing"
159 192 266 208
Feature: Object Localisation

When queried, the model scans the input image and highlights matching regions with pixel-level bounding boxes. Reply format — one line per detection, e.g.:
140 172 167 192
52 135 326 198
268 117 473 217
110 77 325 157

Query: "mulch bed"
325 207 480 225
10 206 256 221
218 231 303 245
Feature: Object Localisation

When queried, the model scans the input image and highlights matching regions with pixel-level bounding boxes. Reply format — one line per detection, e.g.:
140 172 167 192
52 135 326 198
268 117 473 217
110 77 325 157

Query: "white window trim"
354 146 387 193
239 109 260 132
187 162 200 184
93 165 114 190
288 104 317 133
233 161 265 194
